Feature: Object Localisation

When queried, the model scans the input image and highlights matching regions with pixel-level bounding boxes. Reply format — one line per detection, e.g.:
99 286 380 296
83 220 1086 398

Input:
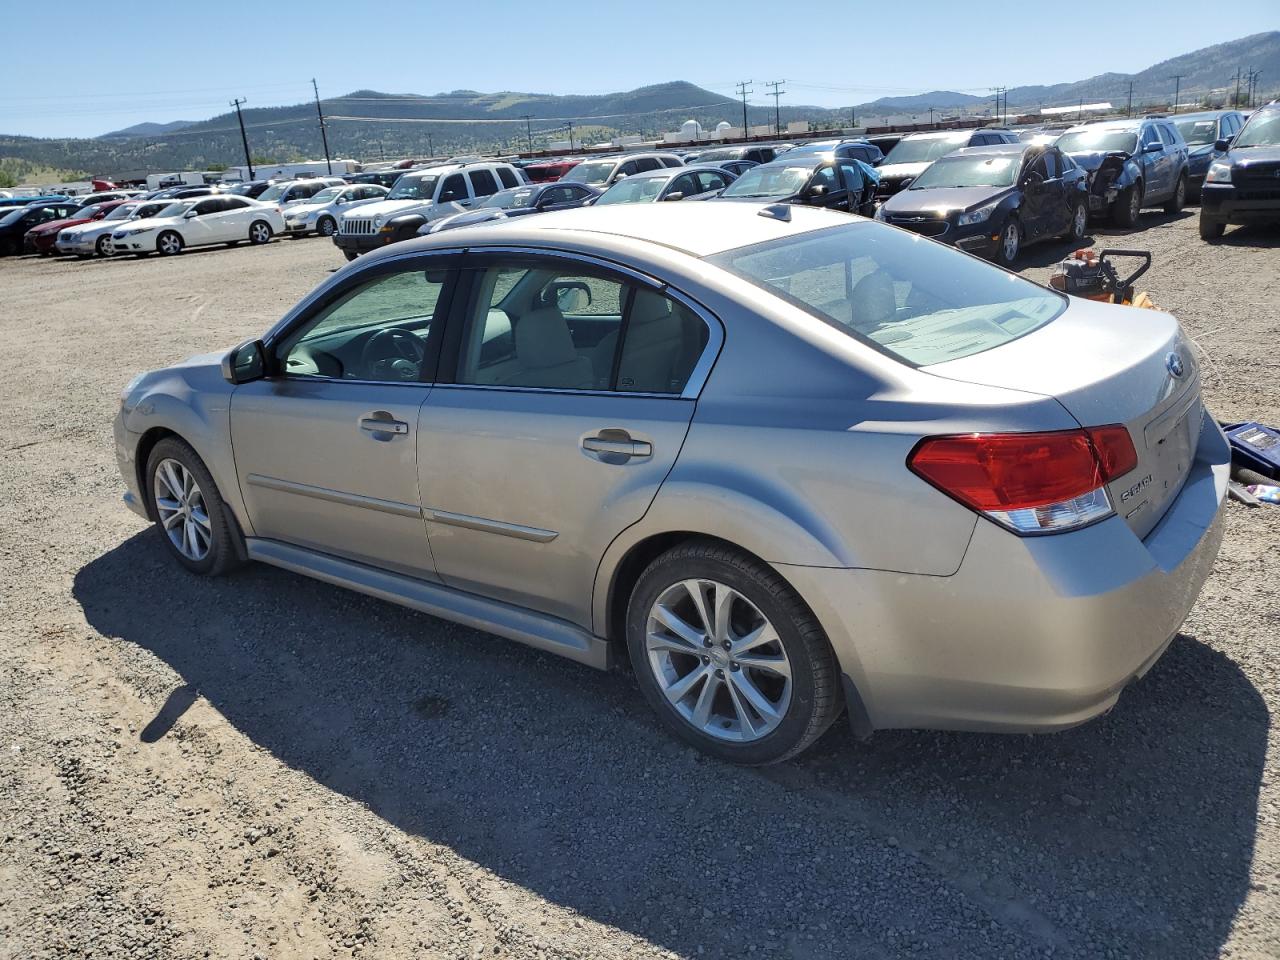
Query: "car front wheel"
156 231 183 256
1199 214 1226 241
1114 182 1142 227
1164 173 1187 214
994 217 1021 267
145 437 241 576
626 540 842 764
317 216 337 237
1062 200 1088 242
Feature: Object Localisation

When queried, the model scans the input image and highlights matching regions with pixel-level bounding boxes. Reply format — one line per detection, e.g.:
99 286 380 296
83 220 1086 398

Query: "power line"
765 80 786 137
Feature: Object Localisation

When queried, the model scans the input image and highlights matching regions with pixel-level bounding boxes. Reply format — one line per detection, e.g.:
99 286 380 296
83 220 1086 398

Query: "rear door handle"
582 434 652 459
360 417 409 436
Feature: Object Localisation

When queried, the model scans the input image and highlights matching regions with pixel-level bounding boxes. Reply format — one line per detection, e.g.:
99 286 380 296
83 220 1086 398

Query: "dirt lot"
1 213 1279 960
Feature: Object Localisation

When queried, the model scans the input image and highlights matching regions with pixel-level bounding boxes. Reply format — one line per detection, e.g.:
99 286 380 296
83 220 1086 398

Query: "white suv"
333 161 525 259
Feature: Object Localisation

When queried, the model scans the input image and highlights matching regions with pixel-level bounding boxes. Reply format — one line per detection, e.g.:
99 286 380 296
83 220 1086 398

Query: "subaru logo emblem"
1166 352 1185 379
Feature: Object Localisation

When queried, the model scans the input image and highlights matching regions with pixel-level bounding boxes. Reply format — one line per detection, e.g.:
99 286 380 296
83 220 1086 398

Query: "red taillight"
908 426 1137 533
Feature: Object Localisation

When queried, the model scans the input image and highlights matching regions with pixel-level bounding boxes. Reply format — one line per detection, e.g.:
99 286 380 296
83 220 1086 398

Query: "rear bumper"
113 415 149 519
781 416 1229 734
1200 183 1280 224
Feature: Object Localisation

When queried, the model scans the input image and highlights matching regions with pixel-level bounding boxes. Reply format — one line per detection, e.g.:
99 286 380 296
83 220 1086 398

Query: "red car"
524 158 580 183
24 199 128 255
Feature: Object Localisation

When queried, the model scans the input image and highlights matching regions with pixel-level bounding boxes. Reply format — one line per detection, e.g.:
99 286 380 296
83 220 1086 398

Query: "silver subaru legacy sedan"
113 203 1228 764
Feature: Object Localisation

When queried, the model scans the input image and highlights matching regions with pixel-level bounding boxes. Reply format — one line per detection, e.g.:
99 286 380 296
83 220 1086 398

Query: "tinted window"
1041 151 1059 178
457 264 624 390
708 222 1065 366
225 197 250 209
637 157 664 173
193 199 219 215
469 169 499 197
695 171 729 193
838 162 865 192
496 167 519 188
810 166 839 195
616 289 708 394
1141 125 1161 148
660 156 684 168
280 269 445 382
669 174 700 197
439 174 467 203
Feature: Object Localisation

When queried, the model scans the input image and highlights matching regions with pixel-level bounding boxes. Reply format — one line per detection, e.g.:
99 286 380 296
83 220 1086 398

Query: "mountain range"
2 32 1276 181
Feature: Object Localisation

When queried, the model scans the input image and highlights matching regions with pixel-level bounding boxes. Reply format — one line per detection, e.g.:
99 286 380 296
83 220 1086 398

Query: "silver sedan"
113 203 1227 764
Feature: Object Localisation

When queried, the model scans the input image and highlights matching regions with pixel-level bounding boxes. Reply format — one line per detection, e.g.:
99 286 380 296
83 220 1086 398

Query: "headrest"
630 292 674 326
515 309 578 368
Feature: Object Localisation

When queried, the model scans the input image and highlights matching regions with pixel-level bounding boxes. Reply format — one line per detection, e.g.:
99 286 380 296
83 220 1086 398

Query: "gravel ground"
1 213 1278 960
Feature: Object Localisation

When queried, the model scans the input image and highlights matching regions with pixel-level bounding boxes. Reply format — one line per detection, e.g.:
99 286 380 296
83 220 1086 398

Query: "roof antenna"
758 203 791 222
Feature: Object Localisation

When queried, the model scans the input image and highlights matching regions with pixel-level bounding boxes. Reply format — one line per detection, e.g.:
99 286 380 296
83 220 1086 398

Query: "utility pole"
765 80 785 137
1232 67 1243 107
568 121 575 151
311 79 332 174
1126 80 1134 117
735 80 752 137
427 132 434 157
989 87 1006 124
928 106 934 125
230 98 254 180
1170 74 1185 114
1247 68 1262 107
522 115 533 153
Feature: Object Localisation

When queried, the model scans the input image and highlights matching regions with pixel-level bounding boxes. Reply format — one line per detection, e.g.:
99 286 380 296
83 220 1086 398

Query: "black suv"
875 128 1020 197
713 153 877 216
785 139 884 165
1055 118 1190 226
1199 102 1280 240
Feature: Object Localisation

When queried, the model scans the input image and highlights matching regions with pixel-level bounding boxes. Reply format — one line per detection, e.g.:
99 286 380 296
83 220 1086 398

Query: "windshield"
1235 110 1280 148
561 161 615 185
1175 119 1218 145
1056 128 1138 155
0 208 28 226
387 175 438 200
133 203 170 218
156 201 193 218
256 183 288 202
882 135 968 165
707 222 1065 366
105 203 137 220
909 154 1019 189
482 188 537 209
72 204 103 220
594 177 667 204
310 187 342 204
721 165 811 198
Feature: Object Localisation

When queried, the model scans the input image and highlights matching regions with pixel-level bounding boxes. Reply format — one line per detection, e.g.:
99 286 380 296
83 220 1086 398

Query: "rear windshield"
882 135 968 165
707 222 1066 366
1056 128 1138 155
561 160 616 185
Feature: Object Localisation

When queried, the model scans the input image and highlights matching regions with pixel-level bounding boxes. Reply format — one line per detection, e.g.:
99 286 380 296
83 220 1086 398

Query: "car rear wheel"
1062 200 1088 242
156 231 183 256
343 251 358 262
1199 214 1226 241
1114 182 1142 227
994 217 1021 267
248 220 272 245
317 216 337 237
95 235 112 257
626 540 842 765
145 438 242 577
1164 173 1187 214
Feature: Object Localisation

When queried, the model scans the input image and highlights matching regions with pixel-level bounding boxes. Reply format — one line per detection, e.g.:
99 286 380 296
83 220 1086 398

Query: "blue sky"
2 0 1275 138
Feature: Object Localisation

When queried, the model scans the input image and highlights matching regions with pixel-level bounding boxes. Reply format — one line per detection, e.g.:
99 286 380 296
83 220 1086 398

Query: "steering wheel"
361 327 425 380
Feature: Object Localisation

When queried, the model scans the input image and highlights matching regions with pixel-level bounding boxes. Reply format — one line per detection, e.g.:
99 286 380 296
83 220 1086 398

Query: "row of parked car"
3 102 1276 266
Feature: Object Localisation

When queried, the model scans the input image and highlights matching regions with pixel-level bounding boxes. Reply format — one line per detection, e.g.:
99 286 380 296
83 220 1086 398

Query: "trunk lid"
925 297 1202 539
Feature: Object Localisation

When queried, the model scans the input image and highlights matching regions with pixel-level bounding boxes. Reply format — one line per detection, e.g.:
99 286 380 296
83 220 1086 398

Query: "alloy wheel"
159 233 182 255
319 217 336 237
153 458 212 561
1072 204 1087 239
1128 189 1141 222
96 235 112 256
645 579 793 742
251 223 270 244
1002 223 1020 262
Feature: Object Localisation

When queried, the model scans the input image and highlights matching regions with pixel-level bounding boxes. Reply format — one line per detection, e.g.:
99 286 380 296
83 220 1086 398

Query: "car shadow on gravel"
74 532 1269 960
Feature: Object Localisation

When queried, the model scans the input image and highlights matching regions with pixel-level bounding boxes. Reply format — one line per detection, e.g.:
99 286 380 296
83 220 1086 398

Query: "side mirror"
1143 141 1163 153
1214 138 1231 152
809 184 828 198
184 208 200 218
222 339 266 384
334 196 345 204
664 191 684 202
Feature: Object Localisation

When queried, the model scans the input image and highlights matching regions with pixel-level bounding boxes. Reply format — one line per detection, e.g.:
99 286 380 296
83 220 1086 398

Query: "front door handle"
582 432 652 460
360 416 409 436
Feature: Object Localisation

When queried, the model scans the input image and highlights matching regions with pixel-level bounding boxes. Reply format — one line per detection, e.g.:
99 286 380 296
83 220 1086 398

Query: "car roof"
400 202 850 259
762 155 823 169
1064 120 1143 133
1174 110 1234 120
901 130 974 141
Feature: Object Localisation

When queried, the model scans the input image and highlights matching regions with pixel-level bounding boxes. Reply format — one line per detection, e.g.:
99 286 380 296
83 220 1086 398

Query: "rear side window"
616 289 708 394
708 222 1066 366
496 167 519 188
634 157 662 173
660 156 684 168
469 169 499 197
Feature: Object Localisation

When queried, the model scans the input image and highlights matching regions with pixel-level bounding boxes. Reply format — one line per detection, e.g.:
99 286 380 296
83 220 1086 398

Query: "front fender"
123 364 250 533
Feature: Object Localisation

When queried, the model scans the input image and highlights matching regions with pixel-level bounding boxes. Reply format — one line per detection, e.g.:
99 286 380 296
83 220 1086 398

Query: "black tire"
993 216 1021 268
156 231 184 256
1061 200 1088 242
343 250 358 262
144 437 242 577
1199 214 1226 241
1114 182 1142 227
1233 466 1273 486
248 220 272 245
626 539 842 765
225 240 241 248
317 216 337 237
95 235 111 257
1164 173 1187 214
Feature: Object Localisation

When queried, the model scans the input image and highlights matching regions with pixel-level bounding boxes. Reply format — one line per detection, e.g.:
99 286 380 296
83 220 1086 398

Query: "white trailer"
219 159 361 183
